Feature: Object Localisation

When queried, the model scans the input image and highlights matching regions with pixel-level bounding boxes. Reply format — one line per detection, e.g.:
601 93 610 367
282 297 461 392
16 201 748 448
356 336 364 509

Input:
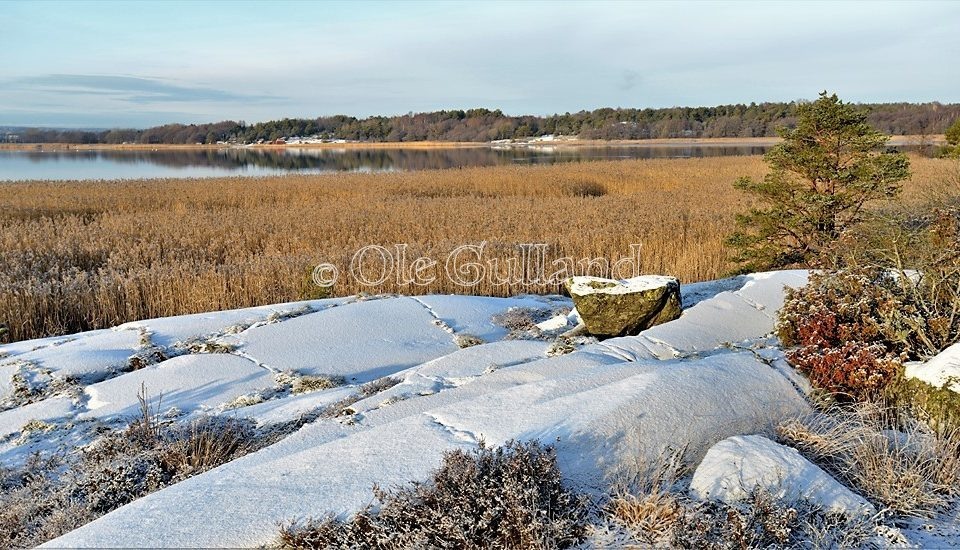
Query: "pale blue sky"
2 0 959 128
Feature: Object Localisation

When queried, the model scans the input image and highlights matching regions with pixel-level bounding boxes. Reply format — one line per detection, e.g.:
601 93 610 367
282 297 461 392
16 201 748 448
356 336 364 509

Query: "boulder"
564 275 681 337
689 435 875 516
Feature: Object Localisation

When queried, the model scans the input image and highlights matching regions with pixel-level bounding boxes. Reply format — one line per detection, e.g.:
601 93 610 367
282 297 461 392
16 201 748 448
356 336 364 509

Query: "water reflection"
1 145 774 181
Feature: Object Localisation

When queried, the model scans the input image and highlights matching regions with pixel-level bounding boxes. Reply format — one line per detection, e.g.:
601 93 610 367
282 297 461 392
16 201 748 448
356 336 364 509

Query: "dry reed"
0 155 950 342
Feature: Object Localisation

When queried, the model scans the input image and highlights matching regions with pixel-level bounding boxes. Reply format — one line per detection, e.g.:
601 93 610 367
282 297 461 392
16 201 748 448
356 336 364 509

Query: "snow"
44 347 808 548
536 313 572 332
0 328 141 383
566 274 678 296
642 291 773 357
238 385 358 425
535 308 582 333
680 275 747 309
412 294 566 341
905 342 960 393
0 331 109 359
81 354 276 421
0 270 836 547
0 397 76 440
898 503 960 548
343 340 551 417
425 351 810 484
347 340 551 413
690 434 876 516
237 297 460 382
0 363 19 400
630 270 807 359
734 270 809 314
582 270 809 361
114 297 350 348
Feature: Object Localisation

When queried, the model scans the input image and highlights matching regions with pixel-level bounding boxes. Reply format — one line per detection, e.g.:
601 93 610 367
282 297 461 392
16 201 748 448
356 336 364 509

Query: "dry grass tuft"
453 333 485 348
358 377 403 397
607 491 683 541
291 375 346 395
778 402 960 518
587 445 874 550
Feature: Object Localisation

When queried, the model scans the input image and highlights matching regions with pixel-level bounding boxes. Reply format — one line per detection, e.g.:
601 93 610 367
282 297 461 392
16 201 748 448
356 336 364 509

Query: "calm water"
0 145 772 181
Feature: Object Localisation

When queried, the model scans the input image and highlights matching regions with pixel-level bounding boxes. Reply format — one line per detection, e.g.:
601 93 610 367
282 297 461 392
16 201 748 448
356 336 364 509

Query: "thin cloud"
9 74 278 104
618 70 642 92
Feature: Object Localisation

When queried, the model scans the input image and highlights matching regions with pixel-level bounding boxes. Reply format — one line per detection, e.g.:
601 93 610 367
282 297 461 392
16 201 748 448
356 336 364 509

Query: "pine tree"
727 92 911 271
945 118 960 157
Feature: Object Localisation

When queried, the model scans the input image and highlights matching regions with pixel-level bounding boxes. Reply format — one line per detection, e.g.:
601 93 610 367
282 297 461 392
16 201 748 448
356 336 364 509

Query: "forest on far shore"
5 101 960 145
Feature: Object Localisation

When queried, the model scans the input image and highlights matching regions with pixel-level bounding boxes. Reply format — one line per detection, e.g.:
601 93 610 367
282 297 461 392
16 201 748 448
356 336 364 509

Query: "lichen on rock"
564 275 681 337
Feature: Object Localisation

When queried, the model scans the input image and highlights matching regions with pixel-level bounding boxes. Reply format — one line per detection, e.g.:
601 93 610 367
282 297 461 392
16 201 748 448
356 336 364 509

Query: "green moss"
885 372 960 434
585 280 618 290
300 267 333 300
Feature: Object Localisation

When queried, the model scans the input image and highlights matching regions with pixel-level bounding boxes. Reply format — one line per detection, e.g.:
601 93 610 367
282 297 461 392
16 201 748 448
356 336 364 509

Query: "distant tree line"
6 102 960 144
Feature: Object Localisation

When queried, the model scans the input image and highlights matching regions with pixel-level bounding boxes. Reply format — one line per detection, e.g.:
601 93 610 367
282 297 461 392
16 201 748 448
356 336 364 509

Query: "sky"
2 0 959 128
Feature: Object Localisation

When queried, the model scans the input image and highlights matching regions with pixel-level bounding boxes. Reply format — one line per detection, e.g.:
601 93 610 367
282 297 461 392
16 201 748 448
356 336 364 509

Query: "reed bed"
0 155 949 342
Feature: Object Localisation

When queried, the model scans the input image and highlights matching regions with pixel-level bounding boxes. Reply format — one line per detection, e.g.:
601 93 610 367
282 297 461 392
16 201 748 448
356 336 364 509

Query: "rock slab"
565 275 681 337
690 434 876 516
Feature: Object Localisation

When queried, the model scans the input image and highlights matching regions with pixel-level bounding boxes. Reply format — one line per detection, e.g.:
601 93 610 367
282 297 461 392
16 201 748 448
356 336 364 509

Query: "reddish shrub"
777 268 907 401
786 342 901 401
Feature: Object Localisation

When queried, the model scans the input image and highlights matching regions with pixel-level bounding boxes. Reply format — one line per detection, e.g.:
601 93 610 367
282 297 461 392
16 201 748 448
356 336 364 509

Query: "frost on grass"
585 448 874 549
223 371 347 411
18 418 56 436
453 333 485 349
126 329 168 371
222 393 267 410
276 440 589 549
778 402 960 518
176 337 237 355
0 361 81 411
0 386 283 548
259 377 404 438
291 375 346 395
266 305 315 324
491 307 555 340
357 376 403 397
670 488 871 550
329 377 404 419
547 337 578 357
274 436 878 550
379 394 409 407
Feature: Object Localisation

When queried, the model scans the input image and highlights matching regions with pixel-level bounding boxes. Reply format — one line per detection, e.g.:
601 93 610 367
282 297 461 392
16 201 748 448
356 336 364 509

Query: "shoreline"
0 135 943 152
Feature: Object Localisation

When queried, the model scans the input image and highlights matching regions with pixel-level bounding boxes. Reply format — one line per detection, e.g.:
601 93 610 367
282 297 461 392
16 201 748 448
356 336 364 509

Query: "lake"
0 144 773 181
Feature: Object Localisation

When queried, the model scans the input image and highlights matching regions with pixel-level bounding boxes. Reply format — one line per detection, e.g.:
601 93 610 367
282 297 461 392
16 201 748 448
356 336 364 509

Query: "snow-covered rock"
0 328 142 383
905 342 960 393
237 297 459 382
0 271 825 547
0 331 111 360
349 339 551 412
413 294 563 341
0 397 75 440
44 350 808 548
690 434 875 516
115 297 350 348
81 354 276 421
565 275 681 336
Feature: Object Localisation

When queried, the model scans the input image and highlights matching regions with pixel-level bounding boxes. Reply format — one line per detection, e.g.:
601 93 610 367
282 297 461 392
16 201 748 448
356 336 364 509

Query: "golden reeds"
0 155 950 342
